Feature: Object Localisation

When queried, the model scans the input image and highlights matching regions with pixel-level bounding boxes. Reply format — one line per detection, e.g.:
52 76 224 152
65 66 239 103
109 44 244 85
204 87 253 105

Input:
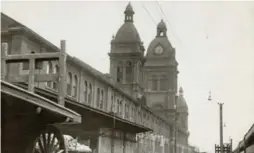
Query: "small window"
152 77 157 91
84 81 88 103
160 76 167 91
88 83 92 104
23 61 29 70
111 95 114 112
55 65 59 74
1 42 8 55
73 75 78 97
160 31 164 36
46 61 53 87
100 90 104 109
126 61 133 83
119 100 122 116
96 88 100 108
67 72 72 95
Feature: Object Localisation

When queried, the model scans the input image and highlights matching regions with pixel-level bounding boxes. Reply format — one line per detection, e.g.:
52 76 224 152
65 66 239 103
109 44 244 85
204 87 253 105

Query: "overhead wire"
141 3 157 26
155 0 183 46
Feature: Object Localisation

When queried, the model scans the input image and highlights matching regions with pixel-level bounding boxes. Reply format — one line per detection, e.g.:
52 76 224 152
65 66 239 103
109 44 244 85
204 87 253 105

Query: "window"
111 95 114 112
160 76 167 91
46 61 53 87
116 63 123 83
84 81 88 103
125 104 129 119
125 61 133 83
23 61 29 70
67 72 72 95
1 42 8 55
117 99 120 114
152 76 158 91
73 75 78 97
119 100 122 116
100 90 104 109
88 83 92 104
52 65 59 90
96 88 100 108
169 75 174 89
55 65 59 74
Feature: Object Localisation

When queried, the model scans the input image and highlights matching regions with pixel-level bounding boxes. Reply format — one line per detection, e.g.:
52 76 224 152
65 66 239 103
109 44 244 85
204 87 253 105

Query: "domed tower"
143 20 178 121
109 2 145 98
177 87 189 145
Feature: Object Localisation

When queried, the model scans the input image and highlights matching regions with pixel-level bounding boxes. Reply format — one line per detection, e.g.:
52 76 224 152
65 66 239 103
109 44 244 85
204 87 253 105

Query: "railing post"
28 58 35 92
58 40 67 106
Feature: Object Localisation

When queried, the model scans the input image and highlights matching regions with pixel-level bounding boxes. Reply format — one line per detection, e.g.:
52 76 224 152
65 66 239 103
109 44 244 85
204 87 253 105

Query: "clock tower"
144 19 178 122
109 3 145 99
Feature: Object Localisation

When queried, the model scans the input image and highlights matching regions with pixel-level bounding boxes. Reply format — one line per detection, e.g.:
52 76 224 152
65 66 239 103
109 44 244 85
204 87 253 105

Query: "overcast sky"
2 1 254 152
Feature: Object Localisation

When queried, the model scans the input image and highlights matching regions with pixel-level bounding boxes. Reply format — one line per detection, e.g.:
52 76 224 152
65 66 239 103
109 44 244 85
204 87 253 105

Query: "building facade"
109 2 190 153
1 2 191 153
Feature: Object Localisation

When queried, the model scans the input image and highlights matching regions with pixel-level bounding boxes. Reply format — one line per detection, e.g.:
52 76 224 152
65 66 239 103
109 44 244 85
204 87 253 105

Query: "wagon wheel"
32 125 67 153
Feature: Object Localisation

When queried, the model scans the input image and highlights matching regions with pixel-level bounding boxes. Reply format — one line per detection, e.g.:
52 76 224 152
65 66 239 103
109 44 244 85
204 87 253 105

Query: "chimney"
60 40 66 52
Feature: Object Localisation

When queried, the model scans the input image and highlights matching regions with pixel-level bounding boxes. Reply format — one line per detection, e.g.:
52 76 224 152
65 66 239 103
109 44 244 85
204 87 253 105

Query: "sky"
2 1 254 153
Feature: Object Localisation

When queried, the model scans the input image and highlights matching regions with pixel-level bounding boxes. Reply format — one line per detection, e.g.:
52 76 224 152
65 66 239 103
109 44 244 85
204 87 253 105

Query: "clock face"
154 45 164 55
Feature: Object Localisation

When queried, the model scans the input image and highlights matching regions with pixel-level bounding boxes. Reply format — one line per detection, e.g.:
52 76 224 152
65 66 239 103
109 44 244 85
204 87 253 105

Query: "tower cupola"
157 19 167 37
124 2 134 22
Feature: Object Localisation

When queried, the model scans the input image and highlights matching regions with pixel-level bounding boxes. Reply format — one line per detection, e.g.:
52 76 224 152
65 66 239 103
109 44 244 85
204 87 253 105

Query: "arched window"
55 65 59 74
100 90 104 109
73 75 78 97
116 62 123 83
53 65 59 90
125 104 129 119
96 88 100 108
125 61 133 83
84 81 88 103
119 100 122 117
111 95 114 112
67 72 72 95
46 61 53 87
160 31 164 36
88 83 92 104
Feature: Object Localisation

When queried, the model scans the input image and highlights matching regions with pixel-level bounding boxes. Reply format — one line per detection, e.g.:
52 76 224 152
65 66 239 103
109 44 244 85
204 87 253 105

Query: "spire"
179 87 184 96
157 19 167 37
124 2 134 22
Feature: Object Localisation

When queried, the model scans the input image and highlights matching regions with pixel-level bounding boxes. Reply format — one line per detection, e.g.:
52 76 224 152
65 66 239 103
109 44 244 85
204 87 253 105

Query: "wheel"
32 125 67 153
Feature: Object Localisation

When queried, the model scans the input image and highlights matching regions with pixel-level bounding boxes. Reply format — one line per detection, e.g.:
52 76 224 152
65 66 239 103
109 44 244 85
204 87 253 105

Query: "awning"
1 80 81 123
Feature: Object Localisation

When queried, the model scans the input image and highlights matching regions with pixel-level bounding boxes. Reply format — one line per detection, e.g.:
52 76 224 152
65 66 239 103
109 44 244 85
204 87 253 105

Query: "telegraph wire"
155 0 183 45
142 3 157 26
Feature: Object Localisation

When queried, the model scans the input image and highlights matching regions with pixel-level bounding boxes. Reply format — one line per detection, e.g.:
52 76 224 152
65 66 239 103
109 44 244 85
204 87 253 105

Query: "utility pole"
218 103 224 153
174 95 178 153
208 92 225 153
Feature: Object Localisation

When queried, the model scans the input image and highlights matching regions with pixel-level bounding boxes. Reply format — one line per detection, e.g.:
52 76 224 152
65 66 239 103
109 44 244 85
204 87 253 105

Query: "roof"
157 19 167 30
177 87 188 112
145 36 175 67
1 80 82 123
124 2 134 15
114 22 141 43
234 123 254 152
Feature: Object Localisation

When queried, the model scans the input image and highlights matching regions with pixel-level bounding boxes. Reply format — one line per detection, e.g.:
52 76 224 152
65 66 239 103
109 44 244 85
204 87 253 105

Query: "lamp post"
208 92 224 153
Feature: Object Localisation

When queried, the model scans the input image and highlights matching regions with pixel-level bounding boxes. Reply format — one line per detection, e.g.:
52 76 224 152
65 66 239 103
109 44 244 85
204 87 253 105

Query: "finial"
125 1 134 14
179 87 184 96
